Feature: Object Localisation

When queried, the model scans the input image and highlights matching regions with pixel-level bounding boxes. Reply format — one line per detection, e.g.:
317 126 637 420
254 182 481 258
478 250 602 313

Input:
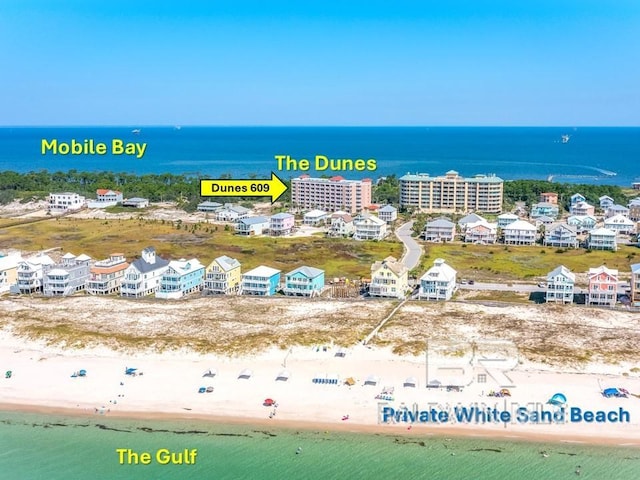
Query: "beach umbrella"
275 370 290 381
263 398 275 406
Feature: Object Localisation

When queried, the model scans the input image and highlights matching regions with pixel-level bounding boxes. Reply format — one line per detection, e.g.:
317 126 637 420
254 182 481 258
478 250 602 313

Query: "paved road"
395 221 423 271
458 281 628 296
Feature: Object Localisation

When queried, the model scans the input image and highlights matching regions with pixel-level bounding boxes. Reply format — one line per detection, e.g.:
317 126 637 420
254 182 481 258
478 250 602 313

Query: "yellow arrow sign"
200 172 288 203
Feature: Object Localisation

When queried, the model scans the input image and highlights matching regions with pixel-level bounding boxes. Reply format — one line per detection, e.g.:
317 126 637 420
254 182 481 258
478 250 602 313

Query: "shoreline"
1 401 639 448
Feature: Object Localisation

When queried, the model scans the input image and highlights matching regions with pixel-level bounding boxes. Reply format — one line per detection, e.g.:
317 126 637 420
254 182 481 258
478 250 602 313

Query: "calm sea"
0 411 639 480
1 127 639 185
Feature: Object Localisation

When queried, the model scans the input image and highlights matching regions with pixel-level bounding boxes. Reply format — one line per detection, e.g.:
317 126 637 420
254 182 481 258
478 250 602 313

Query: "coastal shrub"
540 250 546 254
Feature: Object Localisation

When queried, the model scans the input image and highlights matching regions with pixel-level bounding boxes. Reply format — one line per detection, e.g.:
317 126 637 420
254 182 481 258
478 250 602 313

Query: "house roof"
604 214 634 226
76 254 91 262
23 254 54 267
62 252 76 259
588 265 618 278
271 212 294 220
607 204 629 211
228 205 250 214
240 216 269 225
631 263 640 274
91 262 129 275
379 205 397 213
466 220 497 232
628 198 640 207
371 256 407 276
545 222 576 234
332 213 353 223
458 213 486 225
0 254 22 270
573 201 593 208
125 197 148 202
534 215 555 223
599 195 614 201
286 266 324 278
97 189 121 195
426 218 455 228
244 265 281 277
498 213 518 219
197 201 222 207
421 258 456 282
47 268 69 276
130 253 170 274
504 220 536 231
533 202 558 209
304 209 327 217
589 227 616 236
355 214 385 226
567 215 596 222
547 265 575 282
166 258 205 275
214 255 240 272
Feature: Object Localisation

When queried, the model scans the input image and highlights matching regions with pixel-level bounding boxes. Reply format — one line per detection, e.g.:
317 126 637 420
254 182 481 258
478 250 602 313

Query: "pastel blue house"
530 202 559 219
283 266 325 297
156 258 205 299
567 215 597 233
570 193 585 206
241 265 281 296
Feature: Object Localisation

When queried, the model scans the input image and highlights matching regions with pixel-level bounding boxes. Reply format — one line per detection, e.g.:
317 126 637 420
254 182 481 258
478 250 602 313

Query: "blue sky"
1 1 639 126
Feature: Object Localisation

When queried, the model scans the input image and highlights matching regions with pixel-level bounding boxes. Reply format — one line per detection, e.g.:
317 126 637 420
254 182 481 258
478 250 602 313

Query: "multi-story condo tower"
291 175 372 214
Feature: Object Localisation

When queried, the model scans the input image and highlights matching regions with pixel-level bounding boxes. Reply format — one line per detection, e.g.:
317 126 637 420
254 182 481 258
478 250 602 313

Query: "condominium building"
399 170 503 213
291 175 372 214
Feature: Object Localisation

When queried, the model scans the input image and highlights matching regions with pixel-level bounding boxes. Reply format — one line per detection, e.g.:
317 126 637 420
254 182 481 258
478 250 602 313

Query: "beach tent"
79 369 87 377
403 377 418 388
364 375 380 386
547 393 567 406
602 387 626 398
334 348 347 358
344 377 356 386
238 369 253 380
203 368 218 378
275 370 290 381
263 398 275 406
427 379 442 388
125 367 137 375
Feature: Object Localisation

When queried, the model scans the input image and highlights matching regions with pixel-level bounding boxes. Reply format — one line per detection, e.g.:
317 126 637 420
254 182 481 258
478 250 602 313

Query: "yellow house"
369 256 409 299
0 253 23 294
204 255 241 294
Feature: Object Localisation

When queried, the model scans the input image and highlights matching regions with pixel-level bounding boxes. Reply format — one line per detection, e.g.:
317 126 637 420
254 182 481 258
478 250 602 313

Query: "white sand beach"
2 329 640 446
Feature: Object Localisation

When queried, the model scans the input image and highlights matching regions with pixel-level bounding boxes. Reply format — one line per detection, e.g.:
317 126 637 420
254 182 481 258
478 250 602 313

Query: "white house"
378 205 398 224
599 195 614 210
587 227 617 251
543 223 578 248
216 204 251 222
604 214 635 235
16 254 55 294
303 209 328 226
236 216 270 236
42 253 91 296
353 214 387 241
48 192 85 213
458 213 486 231
546 265 575 304
464 220 497 244
197 201 223 212
120 247 170 298
122 197 149 208
502 220 537 245
605 204 630 219
418 258 457 301
329 212 354 236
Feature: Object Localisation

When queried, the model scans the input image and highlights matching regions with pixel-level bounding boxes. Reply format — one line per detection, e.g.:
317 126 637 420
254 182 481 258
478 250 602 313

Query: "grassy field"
0 218 402 278
413 242 639 281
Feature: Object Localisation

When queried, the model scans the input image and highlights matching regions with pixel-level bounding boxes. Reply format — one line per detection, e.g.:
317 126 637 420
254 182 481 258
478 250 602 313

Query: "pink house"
587 265 618 308
270 212 295 236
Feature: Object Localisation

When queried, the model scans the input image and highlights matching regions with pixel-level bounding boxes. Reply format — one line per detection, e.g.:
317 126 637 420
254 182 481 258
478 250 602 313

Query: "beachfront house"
156 258 206 299
236 216 270 236
329 212 354 237
122 197 149 208
283 266 325 297
240 266 281 296
48 192 86 213
353 213 387 241
378 205 398 224
15 254 55 294
604 214 636 235
545 265 575 304
543 223 578 248
0 254 22 294
587 265 618 308
216 204 251 222
628 198 640 222
567 215 597 233
599 195 614 210
197 201 223 213
458 213 486 231
423 218 456 242
270 212 295 236
369 256 409 299
570 201 595 217
303 209 328 226
530 202 559 220
631 263 640 307
587 228 617 251
86 253 129 295
204 255 241 295
497 213 519 229
120 247 170 298
42 253 91 296
86 189 123 209
502 220 537 245
464 220 497 244
418 258 457 301
539 192 558 204
534 215 555 227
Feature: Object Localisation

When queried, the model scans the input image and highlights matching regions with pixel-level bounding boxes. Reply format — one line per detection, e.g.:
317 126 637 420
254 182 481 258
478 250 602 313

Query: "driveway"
395 221 423 271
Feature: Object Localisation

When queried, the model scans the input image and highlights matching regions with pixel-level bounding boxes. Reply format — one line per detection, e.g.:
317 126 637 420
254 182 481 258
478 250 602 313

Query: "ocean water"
0 411 638 480
0 127 639 185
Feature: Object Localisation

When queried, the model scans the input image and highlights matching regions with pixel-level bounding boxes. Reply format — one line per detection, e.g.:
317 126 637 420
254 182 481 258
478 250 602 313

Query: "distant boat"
132 129 141 134
561 134 570 143
174 125 181 130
